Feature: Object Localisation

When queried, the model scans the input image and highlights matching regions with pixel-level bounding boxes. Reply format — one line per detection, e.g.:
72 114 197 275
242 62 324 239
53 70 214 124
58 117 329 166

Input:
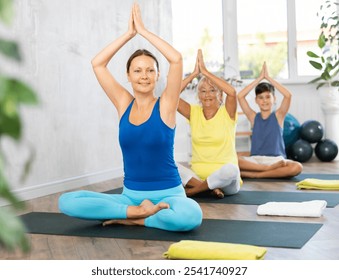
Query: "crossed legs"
58 185 202 231
177 163 241 198
238 156 303 178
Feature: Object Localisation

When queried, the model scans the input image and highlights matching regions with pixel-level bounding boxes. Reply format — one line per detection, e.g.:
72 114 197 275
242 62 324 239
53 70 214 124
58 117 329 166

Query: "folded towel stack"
163 240 267 260
257 200 327 217
296 179 339 190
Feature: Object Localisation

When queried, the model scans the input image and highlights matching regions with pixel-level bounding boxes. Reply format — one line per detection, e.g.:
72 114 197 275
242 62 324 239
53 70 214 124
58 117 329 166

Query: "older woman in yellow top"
177 50 241 198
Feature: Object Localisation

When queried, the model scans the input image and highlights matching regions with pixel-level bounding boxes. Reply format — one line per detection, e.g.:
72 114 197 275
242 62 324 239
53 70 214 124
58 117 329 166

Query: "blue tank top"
251 112 286 158
119 98 181 191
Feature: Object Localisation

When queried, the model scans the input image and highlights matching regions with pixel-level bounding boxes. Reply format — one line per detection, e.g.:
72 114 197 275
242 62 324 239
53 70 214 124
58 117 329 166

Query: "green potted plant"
1 0 38 252
306 0 339 160
306 0 339 89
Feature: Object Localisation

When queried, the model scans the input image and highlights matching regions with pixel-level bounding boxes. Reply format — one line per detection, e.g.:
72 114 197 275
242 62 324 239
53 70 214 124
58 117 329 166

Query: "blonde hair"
197 77 223 104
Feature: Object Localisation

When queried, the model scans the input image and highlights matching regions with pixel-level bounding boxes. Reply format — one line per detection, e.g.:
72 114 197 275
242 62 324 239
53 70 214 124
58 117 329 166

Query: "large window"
295 0 324 76
171 0 224 76
172 0 325 81
237 0 288 79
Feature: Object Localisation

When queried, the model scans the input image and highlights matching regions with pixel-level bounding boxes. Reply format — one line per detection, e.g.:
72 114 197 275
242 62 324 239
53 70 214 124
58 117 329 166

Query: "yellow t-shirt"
189 105 238 180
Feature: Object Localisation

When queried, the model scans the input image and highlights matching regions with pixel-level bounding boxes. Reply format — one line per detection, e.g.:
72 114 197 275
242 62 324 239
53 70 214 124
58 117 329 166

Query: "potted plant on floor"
306 0 339 159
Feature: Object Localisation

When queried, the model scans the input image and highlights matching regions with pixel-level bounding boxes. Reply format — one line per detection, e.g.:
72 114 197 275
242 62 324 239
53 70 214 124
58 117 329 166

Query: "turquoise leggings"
58 185 202 232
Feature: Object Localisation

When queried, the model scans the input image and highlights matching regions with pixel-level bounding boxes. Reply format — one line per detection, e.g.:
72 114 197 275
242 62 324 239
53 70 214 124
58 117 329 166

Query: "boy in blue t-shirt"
237 62 302 178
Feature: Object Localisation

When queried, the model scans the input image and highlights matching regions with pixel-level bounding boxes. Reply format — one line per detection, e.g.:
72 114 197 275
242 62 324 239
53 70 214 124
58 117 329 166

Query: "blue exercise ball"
315 139 338 162
289 139 313 162
283 113 301 148
300 120 324 143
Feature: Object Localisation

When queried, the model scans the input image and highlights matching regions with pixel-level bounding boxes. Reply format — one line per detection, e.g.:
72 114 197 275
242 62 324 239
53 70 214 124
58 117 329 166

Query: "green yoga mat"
105 188 339 208
244 173 339 182
20 212 322 249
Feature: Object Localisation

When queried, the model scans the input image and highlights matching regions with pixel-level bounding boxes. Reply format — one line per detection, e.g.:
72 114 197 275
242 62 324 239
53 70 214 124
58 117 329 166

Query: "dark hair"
255 82 275 96
126 49 159 73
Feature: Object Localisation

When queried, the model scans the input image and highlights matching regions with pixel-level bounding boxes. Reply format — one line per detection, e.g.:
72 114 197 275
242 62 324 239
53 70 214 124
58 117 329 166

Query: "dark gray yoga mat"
20 212 322 248
105 188 339 208
244 173 339 182
192 190 339 207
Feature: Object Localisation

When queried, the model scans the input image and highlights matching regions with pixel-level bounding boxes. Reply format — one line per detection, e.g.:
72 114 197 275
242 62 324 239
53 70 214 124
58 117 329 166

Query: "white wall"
286 83 324 125
1 0 173 203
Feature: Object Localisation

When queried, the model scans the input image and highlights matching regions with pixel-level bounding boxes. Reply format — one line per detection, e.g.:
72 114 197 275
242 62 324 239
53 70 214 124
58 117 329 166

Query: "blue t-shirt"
119 98 181 191
250 112 286 158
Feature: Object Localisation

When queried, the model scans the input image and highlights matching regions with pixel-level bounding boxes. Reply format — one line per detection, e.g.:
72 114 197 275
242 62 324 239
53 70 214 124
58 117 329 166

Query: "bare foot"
125 199 169 219
184 181 210 197
211 188 224 199
139 199 170 217
264 160 287 171
184 186 195 197
102 218 144 227
102 200 170 227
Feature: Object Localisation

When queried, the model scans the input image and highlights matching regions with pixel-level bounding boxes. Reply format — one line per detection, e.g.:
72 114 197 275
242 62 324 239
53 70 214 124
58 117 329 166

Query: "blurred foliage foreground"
0 0 38 252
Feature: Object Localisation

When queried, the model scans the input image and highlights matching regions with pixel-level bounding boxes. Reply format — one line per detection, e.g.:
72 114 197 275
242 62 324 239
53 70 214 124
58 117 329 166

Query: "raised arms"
91 3 183 126
237 63 266 126
177 49 237 120
237 62 292 127
197 50 237 119
91 8 136 117
177 55 200 120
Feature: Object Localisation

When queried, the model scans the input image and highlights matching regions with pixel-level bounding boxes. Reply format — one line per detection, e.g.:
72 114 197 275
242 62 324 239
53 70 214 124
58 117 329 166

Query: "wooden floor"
1 157 339 260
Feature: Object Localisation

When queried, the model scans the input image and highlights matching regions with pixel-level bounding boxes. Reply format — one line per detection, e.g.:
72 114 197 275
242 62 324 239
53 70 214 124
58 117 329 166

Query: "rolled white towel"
257 200 327 218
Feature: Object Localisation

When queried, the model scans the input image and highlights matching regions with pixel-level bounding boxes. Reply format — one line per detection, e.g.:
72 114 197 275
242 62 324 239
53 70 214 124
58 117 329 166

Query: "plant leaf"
0 171 23 207
0 208 30 252
316 82 327 89
7 79 38 104
0 0 13 25
308 76 323 84
306 51 320 58
325 63 334 72
321 71 331 80
20 143 36 183
0 76 38 104
0 39 21 62
309 60 323 70
0 112 21 140
331 64 339 78
318 33 326 49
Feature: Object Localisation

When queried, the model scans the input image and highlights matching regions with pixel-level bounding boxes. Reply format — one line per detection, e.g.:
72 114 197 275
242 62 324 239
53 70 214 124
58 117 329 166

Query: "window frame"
222 0 317 84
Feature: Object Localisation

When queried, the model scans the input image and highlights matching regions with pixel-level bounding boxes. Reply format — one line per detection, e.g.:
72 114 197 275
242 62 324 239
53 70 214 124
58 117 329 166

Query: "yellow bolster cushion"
163 240 267 260
296 179 339 190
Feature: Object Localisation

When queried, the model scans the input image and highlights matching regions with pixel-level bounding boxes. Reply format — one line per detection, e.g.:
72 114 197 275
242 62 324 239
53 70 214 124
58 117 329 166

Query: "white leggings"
177 163 241 195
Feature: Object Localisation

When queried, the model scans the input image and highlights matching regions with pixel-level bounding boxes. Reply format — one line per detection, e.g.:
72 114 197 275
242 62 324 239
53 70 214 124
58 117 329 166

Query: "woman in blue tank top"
58 4 202 231
237 62 302 179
